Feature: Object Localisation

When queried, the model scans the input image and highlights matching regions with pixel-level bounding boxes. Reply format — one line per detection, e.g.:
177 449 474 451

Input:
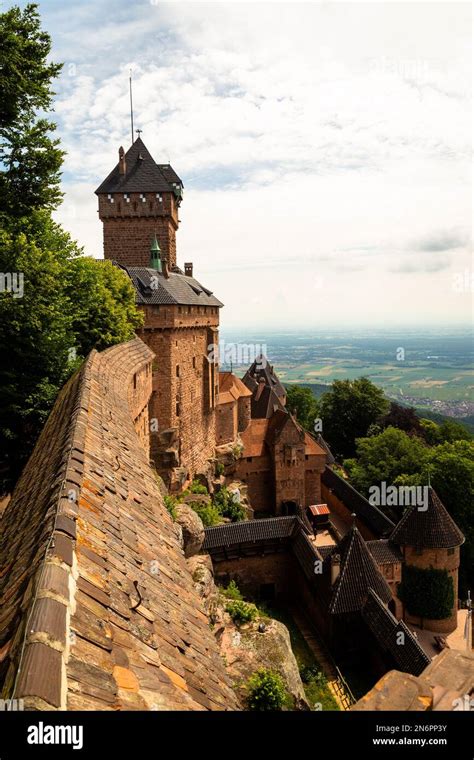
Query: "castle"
0 137 470 712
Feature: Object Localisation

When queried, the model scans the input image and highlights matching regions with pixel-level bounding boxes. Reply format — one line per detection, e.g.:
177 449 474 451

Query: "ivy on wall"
398 564 454 620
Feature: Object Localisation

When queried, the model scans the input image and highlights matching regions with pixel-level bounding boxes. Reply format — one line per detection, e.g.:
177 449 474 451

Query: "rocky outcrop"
216 618 308 710
175 503 205 557
186 552 308 710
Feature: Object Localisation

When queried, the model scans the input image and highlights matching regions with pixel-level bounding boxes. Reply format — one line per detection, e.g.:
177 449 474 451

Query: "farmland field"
220 327 474 417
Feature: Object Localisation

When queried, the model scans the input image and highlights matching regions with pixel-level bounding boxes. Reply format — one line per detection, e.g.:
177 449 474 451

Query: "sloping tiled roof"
0 339 237 711
304 432 326 457
120 265 223 308
390 487 464 549
95 138 182 195
367 539 403 565
362 589 431 676
316 434 336 465
242 355 286 400
203 516 301 550
249 384 286 419
218 372 252 405
239 418 269 458
329 526 393 614
322 467 395 538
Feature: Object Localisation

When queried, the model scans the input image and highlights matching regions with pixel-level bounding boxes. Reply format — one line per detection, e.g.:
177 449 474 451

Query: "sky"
18 1 474 329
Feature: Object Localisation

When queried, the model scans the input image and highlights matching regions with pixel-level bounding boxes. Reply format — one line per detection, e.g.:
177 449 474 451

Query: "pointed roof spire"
390 487 464 549
149 234 162 272
329 524 392 614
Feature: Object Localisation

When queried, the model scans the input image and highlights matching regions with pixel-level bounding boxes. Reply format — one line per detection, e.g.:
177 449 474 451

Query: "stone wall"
0 338 237 711
98 192 178 268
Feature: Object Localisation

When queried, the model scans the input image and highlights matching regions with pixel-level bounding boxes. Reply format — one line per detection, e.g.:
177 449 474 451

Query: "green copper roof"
149 234 162 272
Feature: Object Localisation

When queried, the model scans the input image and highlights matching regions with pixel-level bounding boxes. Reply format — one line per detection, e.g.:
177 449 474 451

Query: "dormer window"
107 193 114 203
123 193 130 203
140 193 146 203
156 193 162 202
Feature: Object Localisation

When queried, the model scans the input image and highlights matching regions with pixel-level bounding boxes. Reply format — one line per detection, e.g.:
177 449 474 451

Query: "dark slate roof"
120 265 223 307
316 434 336 466
322 467 395 538
95 138 182 195
390 487 464 549
362 589 431 677
250 385 286 419
367 540 403 565
317 545 335 561
329 526 392 614
203 516 301 550
242 356 286 399
291 528 322 581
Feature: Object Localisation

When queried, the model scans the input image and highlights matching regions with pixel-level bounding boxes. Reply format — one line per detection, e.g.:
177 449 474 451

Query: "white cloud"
44 0 472 328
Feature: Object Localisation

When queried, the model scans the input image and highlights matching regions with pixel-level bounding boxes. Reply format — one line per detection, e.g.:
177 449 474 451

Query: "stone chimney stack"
162 257 170 279
331 553 341 585
255 377 266 402
118 146 126 175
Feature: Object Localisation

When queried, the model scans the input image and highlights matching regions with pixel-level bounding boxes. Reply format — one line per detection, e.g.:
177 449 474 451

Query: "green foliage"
215 461 225 476
246 668 287 711
0 5 144 493
213 486 246 522
398 565 454 620
319 378 389 459
188 479 208 495
0 4 63 217
344 427 429 496
64 258 143 355
285 384 319 432
221 580 243 601
225 599 257 625
419 417 472 446
163 495 177 520
192 501 221 527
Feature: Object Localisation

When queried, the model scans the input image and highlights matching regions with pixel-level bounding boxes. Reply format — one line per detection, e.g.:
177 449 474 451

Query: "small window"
176 365 180 378
447 547 455 556
247 457 252 463
133 373 137 389
192 356 196 369
176 402 180 417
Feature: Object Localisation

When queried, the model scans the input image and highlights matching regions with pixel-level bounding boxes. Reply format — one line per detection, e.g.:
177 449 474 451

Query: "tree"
344 427 429 498
65 258 142 356
318 378 389 459
0 5 143 493
378 402 422 437
285 384 319 432
0 4 63 217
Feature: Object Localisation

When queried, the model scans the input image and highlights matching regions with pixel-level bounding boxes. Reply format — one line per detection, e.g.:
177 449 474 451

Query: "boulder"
175 503 205 557
216 616 309 710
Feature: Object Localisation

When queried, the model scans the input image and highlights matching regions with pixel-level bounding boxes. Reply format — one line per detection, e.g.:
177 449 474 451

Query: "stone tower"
96 138 222 488
391 487 465 633
95 137 183 269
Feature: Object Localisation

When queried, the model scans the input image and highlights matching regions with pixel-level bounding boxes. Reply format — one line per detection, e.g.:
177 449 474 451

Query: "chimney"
184 262 193 277
331 553 341 585
119 146 126 175
162 257 170 279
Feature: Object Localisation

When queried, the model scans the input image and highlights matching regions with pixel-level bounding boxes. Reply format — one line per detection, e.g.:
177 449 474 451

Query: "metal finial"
129 69 134 145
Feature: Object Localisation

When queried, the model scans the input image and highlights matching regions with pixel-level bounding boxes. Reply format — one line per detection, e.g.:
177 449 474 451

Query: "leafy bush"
214 487 246 522
246 668 287 711
215 462 225 476
221 580 243 601
192 501 221 527
163 495 177 520
225 599 257 625
398 565 454 620
189 480 208 495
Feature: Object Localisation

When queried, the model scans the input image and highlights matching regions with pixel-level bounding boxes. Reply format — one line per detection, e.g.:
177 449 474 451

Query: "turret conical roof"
390 487 464 549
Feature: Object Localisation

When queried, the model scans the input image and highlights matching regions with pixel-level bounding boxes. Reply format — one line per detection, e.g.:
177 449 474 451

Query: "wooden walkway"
289 605 355 711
